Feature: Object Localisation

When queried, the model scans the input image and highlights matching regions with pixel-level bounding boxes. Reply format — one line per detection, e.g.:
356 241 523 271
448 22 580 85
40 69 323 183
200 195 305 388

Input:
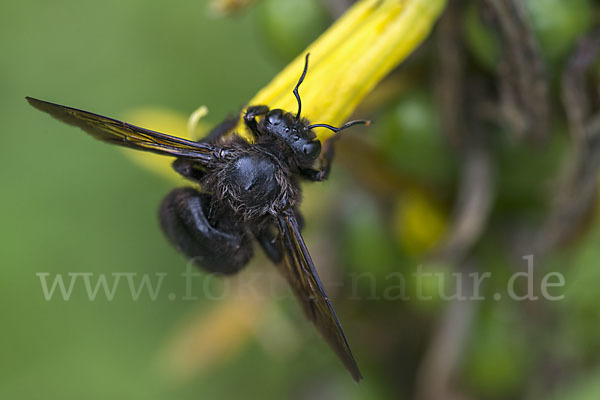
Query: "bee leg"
243 105 270 137
171 113 242 181
159 187 253 275
255 224 282 263
171 158 207 182
299 138 336 181
255 209 304 264
199 113 240 144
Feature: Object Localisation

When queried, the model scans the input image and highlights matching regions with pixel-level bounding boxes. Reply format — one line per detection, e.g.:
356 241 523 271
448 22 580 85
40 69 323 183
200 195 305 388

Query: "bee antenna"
307 119 371 133
293 53 310 119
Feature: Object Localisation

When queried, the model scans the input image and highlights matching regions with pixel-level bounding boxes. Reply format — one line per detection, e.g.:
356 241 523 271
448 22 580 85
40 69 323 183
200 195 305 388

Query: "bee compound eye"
302 141 321 159
267 109 283 125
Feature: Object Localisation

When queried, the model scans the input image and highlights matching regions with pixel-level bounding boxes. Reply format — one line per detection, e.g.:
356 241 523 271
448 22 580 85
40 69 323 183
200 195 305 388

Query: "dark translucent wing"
26 97 218 163
276 209 362 382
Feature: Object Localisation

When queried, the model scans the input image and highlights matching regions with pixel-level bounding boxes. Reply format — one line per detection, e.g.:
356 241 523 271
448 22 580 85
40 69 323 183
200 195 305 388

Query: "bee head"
261 108 321 164
257 53 369 167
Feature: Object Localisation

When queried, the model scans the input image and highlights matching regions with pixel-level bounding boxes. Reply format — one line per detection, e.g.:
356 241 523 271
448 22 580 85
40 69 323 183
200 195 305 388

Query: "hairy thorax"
203 144 299 220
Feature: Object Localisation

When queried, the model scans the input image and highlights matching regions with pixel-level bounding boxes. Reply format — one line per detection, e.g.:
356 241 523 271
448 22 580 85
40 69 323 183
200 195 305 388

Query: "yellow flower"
394 191 447 256
236 0 447 141
124 0 447 380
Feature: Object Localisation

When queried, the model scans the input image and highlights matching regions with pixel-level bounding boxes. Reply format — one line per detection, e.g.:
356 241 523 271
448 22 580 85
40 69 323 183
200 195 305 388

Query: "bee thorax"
204 151 297 220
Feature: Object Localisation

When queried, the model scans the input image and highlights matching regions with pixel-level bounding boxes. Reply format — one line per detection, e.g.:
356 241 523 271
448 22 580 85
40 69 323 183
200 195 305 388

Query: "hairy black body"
26 54 369 382
201 135 299 220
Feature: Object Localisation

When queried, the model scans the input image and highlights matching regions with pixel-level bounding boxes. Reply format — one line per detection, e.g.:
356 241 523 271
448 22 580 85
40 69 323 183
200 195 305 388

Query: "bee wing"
27 97 219 163
276 209 362 382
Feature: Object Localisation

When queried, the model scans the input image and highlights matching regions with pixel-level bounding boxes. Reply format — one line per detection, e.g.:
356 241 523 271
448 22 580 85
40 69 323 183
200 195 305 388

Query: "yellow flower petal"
122 107 209 182
121 0 446 173
159 292 266 382
236 0 447 141
157 269 299 382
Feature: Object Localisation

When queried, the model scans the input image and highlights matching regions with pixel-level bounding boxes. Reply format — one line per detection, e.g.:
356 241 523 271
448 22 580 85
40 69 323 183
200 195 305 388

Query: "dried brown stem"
435 0 465 148
433 0 495 267
485 0 549 142
435 139 494 264
414 4 493 400
536 29 600 254
413 260 478 400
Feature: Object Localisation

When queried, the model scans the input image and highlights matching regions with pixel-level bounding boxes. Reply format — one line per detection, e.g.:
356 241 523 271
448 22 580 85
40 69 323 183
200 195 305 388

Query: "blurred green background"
2 0 380 398
3 0 600 399
1 0 309 398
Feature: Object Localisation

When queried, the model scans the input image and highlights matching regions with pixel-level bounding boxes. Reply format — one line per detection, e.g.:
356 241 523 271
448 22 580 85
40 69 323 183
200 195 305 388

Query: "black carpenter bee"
27 54 369 381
